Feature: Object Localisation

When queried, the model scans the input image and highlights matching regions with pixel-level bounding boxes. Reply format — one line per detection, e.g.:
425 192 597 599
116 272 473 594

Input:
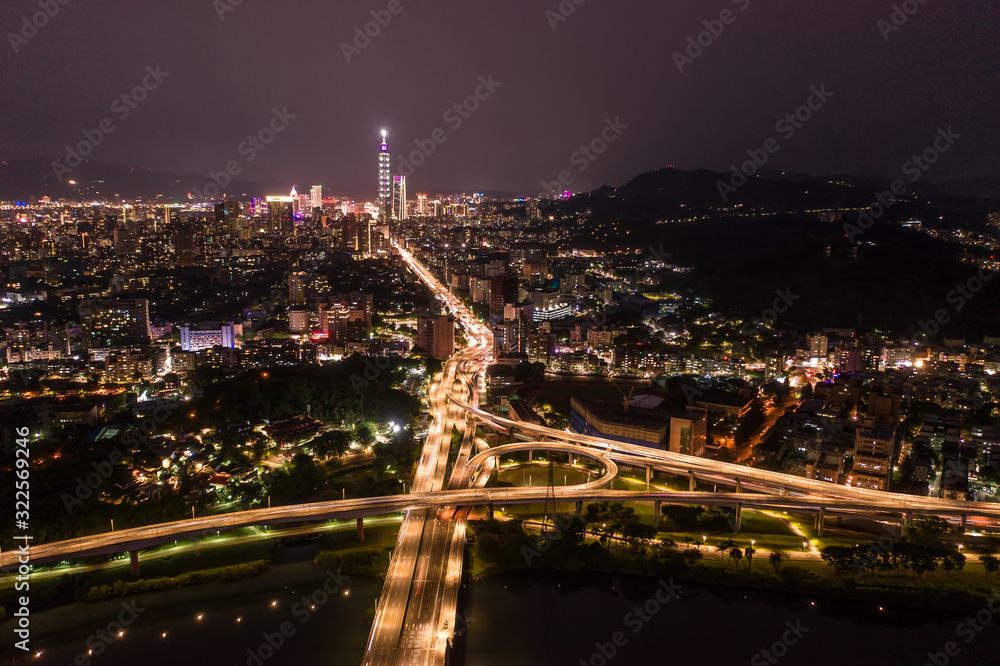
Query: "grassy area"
469 517 1000 613
0 521 402 613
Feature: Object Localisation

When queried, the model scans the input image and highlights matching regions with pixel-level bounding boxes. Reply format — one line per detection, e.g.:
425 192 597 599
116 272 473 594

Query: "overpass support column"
960 515 968 533
357 517 364 541
735 479 743 494
570 454 576 466
816 508 825 537
129 551 140 578
734 503 743 532
646 467 653 487
688 471 697 492
654 501 662 529
528 450 533 463
575 501 583 518
487 504 494 521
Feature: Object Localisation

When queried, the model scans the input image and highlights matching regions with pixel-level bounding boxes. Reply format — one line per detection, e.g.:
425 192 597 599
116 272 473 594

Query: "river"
4 563 999 665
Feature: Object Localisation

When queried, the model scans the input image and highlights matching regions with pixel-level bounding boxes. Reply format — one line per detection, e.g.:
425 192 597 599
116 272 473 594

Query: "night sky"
1 0 997 196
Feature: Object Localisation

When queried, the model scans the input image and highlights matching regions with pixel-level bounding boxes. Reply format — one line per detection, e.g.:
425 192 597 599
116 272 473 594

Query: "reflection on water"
5 565 999 666
461 570 1000 666
0 560 381 666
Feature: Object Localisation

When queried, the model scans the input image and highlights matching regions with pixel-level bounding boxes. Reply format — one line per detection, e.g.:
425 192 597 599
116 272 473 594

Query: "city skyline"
1 1 997 195
4 2 1000 665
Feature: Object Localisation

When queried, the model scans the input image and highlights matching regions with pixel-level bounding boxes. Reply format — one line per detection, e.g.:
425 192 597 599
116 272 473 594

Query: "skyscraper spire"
378 130 391 221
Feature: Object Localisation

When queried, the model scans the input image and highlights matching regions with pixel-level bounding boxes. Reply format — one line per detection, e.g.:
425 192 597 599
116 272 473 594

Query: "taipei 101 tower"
378 130 391 221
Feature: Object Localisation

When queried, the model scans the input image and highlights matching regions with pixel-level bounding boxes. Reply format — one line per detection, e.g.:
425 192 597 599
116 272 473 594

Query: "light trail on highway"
7 246 1000 666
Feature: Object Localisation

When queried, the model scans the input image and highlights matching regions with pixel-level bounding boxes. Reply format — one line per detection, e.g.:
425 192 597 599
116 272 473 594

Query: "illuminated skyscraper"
392 175 407 220
266 196 295 234
310 185 323 211
378 130 391 220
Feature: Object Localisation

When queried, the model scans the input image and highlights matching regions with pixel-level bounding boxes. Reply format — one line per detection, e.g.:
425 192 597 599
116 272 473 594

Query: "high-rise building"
79 298 151 348
180 321 238 352
417 315 456 360
288 308 311 335
416 193 429 216
378 130 392 220
173 225 196 267
806 333 829 360
215 201 243 235
392 175 407 220
266 196 295 234
489 274 519 316
851 419 897 491
311 186 323 212
289 272 308 305
338 215 376 255
113 228 136 257
319 300 371 343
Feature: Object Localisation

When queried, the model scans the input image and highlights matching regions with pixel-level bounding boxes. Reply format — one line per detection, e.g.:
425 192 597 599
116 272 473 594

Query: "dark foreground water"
0 554 382 666
461 570 1000 666
4 565 1000 666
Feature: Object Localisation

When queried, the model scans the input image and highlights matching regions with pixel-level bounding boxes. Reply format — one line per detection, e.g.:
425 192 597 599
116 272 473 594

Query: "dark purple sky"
1 0 997 196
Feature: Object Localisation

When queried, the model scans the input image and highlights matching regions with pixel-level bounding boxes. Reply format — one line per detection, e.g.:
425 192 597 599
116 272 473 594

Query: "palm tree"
730 547 743 568
721 538 737 565
744 545 757 570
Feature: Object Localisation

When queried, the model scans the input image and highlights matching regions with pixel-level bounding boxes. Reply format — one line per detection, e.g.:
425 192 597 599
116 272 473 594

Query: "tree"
622 521 657 553
980 554 1000 576
820 545 858 575
744 545 757 570
730 547 743 568
354 423 375 449
769 549 787 573
312 430 352 458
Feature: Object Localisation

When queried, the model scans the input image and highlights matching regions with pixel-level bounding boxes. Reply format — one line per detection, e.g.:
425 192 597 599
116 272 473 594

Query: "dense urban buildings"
2 4 998 663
